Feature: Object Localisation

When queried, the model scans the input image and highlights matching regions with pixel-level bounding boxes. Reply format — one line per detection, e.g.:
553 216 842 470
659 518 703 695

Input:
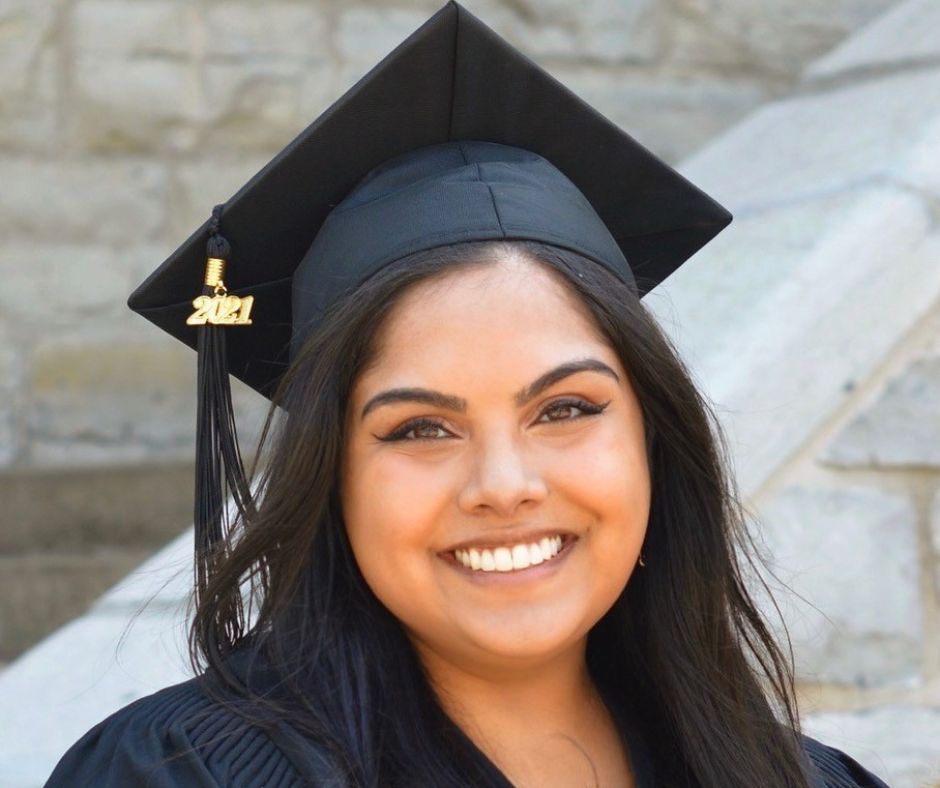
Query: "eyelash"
377 398 611 443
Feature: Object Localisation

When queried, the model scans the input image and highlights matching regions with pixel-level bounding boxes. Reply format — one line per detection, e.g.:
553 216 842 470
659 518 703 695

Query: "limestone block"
339 0 657 72
0 2 56 92
336 6 443 68
550 67 766 164
651 185 940 496
569 0 659 62
467 0 577 59
72 0 194 59
680 67 940 214
71 1 237 152
803 706 940 788
0 158 166 245
667 0 895 76
428 0 578 61
0 2 58 152
201 2 338 139
0 463 194 553
0 244 130 326
821 356 940 468
807 0 940 80
203 3 330 59
0 549 155 663
755 485 921 687
666 8 764 72
0 329 21 468
27 340 197 466
25 332 269 469
67 0 205 152
201 62 304 150
931 489 940 595
72 56 201 152
498 0 659 62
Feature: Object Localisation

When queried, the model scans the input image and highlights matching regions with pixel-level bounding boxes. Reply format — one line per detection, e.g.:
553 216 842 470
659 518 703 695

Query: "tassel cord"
193 205 256 635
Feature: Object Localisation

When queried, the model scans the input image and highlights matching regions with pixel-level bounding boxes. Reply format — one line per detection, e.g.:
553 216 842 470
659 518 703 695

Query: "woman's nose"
456 431 549 517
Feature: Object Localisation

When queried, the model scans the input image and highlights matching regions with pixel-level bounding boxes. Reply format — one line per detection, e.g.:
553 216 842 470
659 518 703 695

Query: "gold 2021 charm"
186 256 255 326
187 293 254 325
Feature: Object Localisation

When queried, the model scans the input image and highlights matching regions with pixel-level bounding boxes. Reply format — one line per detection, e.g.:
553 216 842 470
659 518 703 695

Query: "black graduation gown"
44 649 890 787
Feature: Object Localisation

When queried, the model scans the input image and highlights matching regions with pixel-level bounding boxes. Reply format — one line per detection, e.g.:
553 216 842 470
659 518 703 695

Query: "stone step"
0 462 197 662
0 547 172 663
0 463 195 553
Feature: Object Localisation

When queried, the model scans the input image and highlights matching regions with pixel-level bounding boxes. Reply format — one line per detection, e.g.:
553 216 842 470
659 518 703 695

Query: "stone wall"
657 1 940 780
757 308 940 786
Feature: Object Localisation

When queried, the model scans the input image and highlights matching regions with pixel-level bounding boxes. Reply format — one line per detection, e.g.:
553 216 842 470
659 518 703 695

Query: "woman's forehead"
356 258 620 393
382 257 601 346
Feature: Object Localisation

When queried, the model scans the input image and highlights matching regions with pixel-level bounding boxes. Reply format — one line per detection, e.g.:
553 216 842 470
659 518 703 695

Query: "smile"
453 535 566 573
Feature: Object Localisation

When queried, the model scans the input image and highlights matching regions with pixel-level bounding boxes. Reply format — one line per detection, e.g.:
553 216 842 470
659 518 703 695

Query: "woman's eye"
380 418 451 443
536 398 610 424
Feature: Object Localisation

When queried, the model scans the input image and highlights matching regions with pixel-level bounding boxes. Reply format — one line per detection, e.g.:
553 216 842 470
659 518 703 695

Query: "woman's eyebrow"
359 358 620 421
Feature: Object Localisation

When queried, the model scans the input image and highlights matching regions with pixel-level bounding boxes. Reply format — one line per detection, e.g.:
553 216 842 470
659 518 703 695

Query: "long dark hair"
189 239 812 787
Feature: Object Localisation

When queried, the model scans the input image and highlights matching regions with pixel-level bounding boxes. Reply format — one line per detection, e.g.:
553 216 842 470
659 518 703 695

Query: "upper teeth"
454 536 564 572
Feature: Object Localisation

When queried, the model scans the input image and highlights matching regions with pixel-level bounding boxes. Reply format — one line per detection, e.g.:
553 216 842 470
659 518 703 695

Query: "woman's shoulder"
800 733 891 788
44 663 343 788
46 676 227 786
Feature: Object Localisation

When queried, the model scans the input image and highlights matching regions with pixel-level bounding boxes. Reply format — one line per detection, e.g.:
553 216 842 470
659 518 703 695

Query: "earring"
638 552 647 568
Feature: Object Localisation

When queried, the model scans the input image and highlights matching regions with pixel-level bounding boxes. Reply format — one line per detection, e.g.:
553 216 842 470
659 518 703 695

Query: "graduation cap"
127 0 732 596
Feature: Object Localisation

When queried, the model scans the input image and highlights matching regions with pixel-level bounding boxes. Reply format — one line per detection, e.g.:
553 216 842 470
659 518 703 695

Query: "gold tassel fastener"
186 257 255 326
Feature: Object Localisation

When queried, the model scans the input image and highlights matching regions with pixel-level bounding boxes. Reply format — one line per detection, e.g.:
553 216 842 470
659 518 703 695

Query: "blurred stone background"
1 0 939 785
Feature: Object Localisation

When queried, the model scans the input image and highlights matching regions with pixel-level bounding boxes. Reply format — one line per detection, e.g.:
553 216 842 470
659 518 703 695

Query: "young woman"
46 3 891 786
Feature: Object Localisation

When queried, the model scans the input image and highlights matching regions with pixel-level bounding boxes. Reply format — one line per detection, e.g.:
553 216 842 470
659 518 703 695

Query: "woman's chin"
453 610 593 667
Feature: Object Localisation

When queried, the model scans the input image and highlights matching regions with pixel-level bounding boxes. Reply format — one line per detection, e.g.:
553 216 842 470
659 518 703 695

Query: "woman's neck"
419 637 595 730
412 637 631 787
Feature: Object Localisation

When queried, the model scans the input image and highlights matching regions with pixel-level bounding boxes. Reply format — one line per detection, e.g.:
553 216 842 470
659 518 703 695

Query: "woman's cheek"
355 452 457 539
563 424 647 493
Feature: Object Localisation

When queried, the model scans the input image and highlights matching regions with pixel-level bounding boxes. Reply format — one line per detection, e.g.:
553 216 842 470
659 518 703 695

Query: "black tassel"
191 204 255 613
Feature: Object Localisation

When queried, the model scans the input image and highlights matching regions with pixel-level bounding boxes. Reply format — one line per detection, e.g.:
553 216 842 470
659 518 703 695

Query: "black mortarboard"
126 0 732 596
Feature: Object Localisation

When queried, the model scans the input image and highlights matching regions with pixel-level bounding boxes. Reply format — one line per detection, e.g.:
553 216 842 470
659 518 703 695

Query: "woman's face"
341 254 651 673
